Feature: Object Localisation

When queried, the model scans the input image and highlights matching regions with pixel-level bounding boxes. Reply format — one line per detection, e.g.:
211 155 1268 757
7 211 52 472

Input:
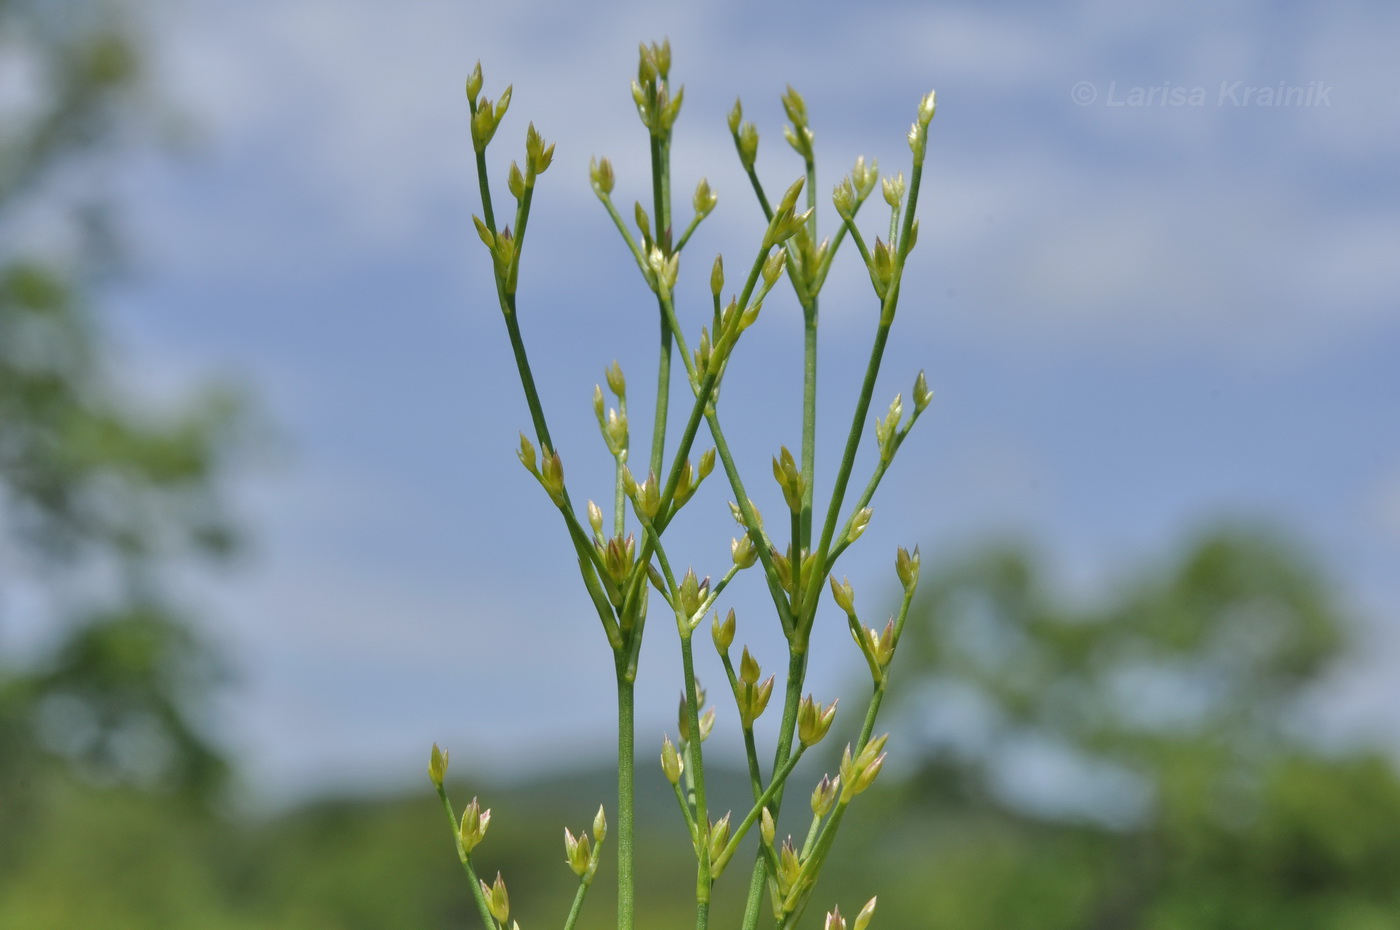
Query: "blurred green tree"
1 0 245 813
864 529 1400 929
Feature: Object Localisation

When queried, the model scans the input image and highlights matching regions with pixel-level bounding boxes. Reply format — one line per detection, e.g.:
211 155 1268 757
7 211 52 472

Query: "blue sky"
73 0 1400 799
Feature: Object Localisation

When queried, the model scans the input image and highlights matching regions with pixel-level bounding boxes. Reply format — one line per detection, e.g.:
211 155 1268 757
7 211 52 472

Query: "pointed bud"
466 62 483 102
854 897 878 930
825 905 847 930
776 176 806 216
848 508 873 543
481 872 510 924
737 122 759 169
913 371 932 412
540 446 566 506
811 774 839 817
762 249 788 287
731 534 757 570
739 646 761 685
594 805 608 843
517 433 538 475
851 155 878 197
661 734 683 784
429 743 449 788
459 796 491 855
728 98 743 133
896 545 920 593
587 501 603 536
507 161 526 200
589 156 615 197
797 694 838 747
712 608 736 653
832 177 856 220
760 807 776 847
881 171 905 209
693 177 717 218
707 811 732 866
829 575 856 615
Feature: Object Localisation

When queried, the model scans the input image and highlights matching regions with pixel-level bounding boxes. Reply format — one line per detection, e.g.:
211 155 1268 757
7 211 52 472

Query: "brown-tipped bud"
851 155 878 197
661 734 683 784
772 446 805 513
777 837 803 898
848 507 873 543
825 905 847 930
693 177 718 218
881 171 905 209
541 446 566 506
517 432 538 475
712 608 736 653
896 545 920 593
737 122 759 169
832 178 856 220
762 249 788 288
466 62 483 102
874 394 903 463
913 371 932 412
459 796 491 855
776 176 806 216
589 156 615 197
797 694 838 747
829 575 856 615
731 534 757 570
811 774 839 817
429 743 449 788
481 872 510 924
593 805 608 844
854 896 878 930
728 98 743 133
760 807 776 847
739 646 761 684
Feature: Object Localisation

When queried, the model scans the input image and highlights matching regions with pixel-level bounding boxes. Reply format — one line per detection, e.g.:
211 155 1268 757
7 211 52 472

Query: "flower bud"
896 545 920 593
712 608 736 653
811 774 838 817
693 177 718 218
829 576 855 615
594 804 608 844
465 62 483 102
855 897 878 930
737 122 759 169
481 872 510 924
760 807 776 847
459 796 491 855
661 735 683 784
731 534 757 570
913 371 932 412
797 695 837 747
825 905 847 930
848 507 873 543
429 743 449 788
587 500 604 536
832 178 856 220
517 432 538 475
589 156 615 197
851 155 878 198
881 172 905 209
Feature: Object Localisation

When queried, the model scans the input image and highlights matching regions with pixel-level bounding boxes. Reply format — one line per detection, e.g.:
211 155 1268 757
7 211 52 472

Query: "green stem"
615 667 636 930
563 878 591 930
680 634 712 927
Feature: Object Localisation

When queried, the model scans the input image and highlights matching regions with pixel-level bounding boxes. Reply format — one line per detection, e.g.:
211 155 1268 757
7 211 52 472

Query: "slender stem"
563 878 591 930
615 666 636 930
800 302 818 550
680 634 712 926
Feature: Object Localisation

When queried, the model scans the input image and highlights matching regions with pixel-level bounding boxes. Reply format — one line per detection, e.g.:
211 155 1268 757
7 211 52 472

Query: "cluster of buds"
516 433 566 507
563 806 608 884
727 99 760 170
832 156 880 221
677 685 717 744
824 898 878 930
797 694 838 747
781 85 816 162
764 177 816 250
466 63 511 153
631 39 683 134
874 394 904 464
481 872 513 927
772 446 806 513
768 545 818 599
592 379 628 460
592 530 636 606
734 647 776 728
839 735 889 802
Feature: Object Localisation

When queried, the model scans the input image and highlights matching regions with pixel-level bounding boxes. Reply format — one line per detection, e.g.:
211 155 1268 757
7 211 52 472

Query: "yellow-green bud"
659 84 685 131
731 534 757 570
770 547 793 593
772 446 805 513
494 85 512 122
525 122 554 174
565 827 591 877
466 62 483 102
776 176 806 216
589 157 615 197
829 575 855 615
874 394 903 463
729 499 763 529
517 432 538 475
825 905 847 930
605 361 626 398
784 122 815 159
710 254 724 297
781 85 808 127
848 507 873 543
896 545 920 593
870 237 895 297
429 743 449 788
854 896 878 930
832 178 856 220
737 122 759 169
472 215 495 249
541 446 566 506
739 646 761 684
635 201 652 241
728 98 743 133
653 38 672 80
811 774 838 817
762 249 788 288
661 734 683 784
840 734 889 801
712 608 736 653
913 371 932 412
587 500 603 536
851 155 878 198
459 796 491 855
593 805 607 844
797 694 837 747
693 177 717 218
881 171 905 209
707 811 732 868
481 872 510 925
918 89 937 127
760 807 776 848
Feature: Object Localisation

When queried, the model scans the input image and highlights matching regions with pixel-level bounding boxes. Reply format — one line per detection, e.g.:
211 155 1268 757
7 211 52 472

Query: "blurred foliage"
5 529 1400 929
1 0 246 832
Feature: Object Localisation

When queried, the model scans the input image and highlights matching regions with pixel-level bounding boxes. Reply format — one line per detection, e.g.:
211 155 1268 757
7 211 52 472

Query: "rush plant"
430 40 937 930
